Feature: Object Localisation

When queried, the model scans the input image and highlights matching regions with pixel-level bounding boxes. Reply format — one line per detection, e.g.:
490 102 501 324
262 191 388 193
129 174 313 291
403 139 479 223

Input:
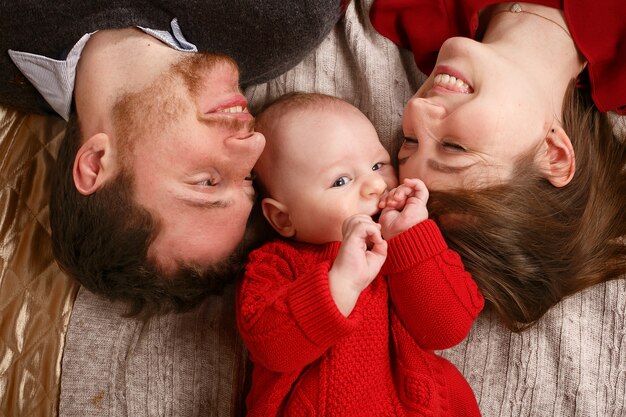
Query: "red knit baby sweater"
237 220 484 416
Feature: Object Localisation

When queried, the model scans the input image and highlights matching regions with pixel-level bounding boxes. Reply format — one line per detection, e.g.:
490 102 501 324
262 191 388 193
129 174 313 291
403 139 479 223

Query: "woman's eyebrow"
428 159 477 174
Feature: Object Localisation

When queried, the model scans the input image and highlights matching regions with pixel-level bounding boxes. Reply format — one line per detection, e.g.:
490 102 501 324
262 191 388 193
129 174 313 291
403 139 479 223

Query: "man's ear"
261 198 295 238
73 133 116 195
538 126 575 188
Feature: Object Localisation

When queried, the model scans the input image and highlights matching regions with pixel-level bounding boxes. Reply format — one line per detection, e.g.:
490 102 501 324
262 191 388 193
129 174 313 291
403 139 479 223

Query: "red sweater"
236 220 484 416
370 0 626 115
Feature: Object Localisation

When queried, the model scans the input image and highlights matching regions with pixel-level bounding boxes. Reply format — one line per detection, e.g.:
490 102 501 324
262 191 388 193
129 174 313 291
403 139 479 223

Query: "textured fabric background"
443 280 626 416
0 107 78 416
60 286 246 417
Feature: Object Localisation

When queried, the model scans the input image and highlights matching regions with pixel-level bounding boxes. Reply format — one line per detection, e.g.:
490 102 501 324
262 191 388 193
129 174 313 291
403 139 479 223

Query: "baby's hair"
255 91 350 132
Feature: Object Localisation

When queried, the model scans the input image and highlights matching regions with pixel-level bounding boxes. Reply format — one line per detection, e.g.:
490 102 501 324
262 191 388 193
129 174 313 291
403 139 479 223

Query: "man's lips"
204 94 250 116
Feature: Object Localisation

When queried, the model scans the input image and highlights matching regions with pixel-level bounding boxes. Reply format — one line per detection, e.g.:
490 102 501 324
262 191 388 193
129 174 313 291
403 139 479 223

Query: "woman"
371 1 626 329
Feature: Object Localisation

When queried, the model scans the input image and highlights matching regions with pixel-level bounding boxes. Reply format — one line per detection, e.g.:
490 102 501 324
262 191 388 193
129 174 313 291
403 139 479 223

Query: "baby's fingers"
383 185 412 207
402 178 429 204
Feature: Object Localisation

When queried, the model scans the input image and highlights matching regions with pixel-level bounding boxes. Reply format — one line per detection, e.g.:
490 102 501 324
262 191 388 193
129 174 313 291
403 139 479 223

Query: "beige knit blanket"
60 1 626 416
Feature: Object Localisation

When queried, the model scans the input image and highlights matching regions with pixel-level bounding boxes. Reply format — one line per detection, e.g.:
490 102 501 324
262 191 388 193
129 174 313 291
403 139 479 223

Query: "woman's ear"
73 133 116 195
538 126 575 188
261 198 295 238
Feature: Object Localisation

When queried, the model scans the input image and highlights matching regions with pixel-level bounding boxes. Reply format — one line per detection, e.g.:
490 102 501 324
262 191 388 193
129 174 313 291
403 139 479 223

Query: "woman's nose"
406 97 448 129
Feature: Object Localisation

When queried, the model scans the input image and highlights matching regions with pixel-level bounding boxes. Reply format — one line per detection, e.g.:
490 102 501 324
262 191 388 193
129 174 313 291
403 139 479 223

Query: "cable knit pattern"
236 221 484 416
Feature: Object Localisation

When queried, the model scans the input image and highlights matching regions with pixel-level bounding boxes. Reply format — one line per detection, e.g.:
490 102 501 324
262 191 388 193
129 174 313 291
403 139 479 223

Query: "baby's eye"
332 176 350 187
372 162 385 171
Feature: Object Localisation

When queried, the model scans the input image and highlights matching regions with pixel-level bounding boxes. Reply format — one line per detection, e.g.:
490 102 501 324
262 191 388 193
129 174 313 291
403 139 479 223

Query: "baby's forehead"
258 97 379 158
284 101 365 129
282 101 350 120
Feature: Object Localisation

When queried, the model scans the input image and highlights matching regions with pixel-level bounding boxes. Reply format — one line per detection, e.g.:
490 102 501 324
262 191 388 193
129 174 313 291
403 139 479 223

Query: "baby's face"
264 105 397 243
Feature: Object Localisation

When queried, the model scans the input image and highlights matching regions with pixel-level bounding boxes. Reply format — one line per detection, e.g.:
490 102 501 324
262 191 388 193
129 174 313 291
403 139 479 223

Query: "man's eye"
245 172 257 182
332 176 350 187
198 179 217 187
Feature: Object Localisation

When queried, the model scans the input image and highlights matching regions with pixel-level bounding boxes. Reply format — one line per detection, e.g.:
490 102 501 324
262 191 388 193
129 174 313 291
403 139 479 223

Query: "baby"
236 92 484 416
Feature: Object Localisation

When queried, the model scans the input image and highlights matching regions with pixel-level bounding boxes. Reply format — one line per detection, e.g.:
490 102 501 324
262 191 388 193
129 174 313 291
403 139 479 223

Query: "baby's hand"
328 214 387 316
378 178 429 240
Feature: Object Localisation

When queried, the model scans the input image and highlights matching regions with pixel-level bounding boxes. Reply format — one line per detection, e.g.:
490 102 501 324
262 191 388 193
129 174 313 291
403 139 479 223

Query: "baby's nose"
362 174 387 198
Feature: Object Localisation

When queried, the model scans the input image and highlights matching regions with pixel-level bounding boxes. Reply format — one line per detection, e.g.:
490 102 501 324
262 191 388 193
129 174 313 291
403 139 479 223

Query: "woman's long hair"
428 81 626 331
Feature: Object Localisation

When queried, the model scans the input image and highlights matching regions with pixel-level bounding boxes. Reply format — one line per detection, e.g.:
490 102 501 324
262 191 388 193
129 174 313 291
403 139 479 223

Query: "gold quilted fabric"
0 106 78 416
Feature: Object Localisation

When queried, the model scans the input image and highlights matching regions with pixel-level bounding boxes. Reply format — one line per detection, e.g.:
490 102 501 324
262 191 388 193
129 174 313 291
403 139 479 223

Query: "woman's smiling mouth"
433 73 473 93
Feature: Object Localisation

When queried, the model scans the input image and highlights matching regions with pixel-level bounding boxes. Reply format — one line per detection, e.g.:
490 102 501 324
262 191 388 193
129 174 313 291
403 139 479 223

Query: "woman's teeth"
433 74 473 93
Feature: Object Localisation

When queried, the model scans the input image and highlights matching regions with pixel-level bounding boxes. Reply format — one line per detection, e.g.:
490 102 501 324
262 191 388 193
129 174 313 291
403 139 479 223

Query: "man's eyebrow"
427 159 477 174
175 195 233 209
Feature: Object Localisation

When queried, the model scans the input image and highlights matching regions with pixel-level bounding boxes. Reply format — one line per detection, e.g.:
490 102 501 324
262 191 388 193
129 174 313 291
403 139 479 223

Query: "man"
0 1 346 315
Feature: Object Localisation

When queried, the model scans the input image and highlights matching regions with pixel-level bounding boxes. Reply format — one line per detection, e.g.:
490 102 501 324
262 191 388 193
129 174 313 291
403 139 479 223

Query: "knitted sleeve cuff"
288 261 355 347
382 219 447 274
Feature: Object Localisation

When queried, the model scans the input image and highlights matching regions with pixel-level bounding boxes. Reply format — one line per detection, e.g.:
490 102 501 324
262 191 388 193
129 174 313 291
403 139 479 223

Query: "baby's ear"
538 126 575 188
261 198 295 238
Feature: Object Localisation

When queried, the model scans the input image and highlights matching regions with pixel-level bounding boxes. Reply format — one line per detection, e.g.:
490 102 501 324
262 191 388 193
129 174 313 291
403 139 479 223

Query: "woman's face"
399 37 553 190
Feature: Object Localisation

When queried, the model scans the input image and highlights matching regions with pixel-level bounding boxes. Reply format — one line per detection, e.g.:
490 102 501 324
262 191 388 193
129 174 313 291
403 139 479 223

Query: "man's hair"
49 113 244 317
429 81 626 331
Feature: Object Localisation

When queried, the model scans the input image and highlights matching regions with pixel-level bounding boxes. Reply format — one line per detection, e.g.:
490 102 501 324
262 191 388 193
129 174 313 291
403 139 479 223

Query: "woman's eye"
372 162 385 171
402 137 419 147
332 176 350 187
442 141 467 152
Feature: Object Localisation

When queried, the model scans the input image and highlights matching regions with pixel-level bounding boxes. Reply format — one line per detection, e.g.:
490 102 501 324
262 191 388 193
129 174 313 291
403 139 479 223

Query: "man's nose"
361 173 387 198
224 131 266 176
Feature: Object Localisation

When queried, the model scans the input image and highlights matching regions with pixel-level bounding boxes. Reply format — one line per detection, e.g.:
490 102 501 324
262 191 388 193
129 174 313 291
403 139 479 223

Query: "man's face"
114 54 265 272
